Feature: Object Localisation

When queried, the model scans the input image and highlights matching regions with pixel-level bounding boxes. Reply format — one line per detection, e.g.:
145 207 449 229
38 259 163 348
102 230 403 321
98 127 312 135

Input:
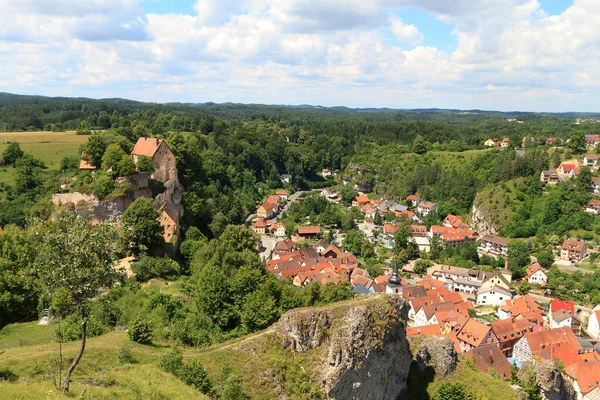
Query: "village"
249 164 600 399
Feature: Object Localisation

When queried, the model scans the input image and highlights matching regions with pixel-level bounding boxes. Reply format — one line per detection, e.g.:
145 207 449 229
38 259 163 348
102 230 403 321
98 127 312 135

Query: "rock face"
277 296 413 400
410 336 458 378
471 194 498 234
519 362 577 400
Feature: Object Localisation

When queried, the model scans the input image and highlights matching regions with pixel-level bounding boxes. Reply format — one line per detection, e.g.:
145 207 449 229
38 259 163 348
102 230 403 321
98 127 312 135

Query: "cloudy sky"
0 0 598 111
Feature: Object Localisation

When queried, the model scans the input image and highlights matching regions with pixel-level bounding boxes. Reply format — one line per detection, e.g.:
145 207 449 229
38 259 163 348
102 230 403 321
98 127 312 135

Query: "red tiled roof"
561 239 585 252
561 163 576 172
131 137 164 157
411 225 427 235
419 201 437 209
525 263 543 279
254 218 267 227
525 327 582 357
383 224 400 234
550 299 575 314
355 195 369 203
564 362 600 394
274 239 297 252
276 189 288 195
464 345 511 380
416 277 446 290
457 319 492 347
79 157 96 170
406 324 441 336
406 194 421 201
297 226 320 235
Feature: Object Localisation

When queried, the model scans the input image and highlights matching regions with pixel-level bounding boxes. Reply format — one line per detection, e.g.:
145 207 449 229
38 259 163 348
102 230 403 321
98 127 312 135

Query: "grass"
0 131 88 169
426 362 519 400
473 178 523 232
0 321 54 351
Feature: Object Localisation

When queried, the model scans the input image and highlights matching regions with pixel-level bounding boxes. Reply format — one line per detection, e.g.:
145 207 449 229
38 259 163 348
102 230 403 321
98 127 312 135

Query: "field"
0 131 88 169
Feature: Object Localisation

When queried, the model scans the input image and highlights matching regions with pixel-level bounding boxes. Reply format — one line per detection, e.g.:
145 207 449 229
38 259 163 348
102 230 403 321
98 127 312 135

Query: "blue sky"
0 0 598 112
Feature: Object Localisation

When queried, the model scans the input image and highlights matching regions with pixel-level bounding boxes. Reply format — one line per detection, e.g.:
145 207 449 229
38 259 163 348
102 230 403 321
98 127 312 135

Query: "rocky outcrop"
52 173 153 221
277 296 413 400
471 194 498 234
410 336 458 378
518 362 577 400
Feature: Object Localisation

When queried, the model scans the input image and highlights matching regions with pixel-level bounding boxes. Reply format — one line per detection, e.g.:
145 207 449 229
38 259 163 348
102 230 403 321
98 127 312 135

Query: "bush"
582 232 594 241
433 382 468 400
132 256 180 282
128 318 153 344
158 346 183 375
117 344 138 364
179 361 212 394
55 312 110 342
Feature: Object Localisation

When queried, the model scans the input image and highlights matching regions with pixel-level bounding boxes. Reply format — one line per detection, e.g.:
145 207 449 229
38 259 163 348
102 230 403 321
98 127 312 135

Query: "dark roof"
463 345 511 380
352 284 371 294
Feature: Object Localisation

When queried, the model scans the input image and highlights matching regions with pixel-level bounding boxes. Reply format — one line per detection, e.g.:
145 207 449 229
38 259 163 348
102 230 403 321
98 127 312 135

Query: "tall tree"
82 134 107 169
412 135 427 154
33 214 118 394
121 197 163 254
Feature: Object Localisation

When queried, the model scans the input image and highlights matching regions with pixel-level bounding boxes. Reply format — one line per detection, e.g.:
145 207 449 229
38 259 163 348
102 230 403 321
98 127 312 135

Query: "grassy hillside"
471 178 523 232
0 131 88 169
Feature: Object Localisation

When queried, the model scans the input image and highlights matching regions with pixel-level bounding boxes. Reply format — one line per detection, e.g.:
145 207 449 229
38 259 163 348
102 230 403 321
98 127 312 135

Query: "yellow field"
0 131 88 168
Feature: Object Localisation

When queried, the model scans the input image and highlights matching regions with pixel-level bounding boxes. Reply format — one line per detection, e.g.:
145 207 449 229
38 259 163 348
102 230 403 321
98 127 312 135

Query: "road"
259 237 278 261
553 257 596 274
526 293 593 320
245 189 313 224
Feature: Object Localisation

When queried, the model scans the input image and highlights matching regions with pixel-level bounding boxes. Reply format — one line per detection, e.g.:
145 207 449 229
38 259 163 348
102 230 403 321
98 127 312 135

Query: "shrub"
117 344 138 365
132 256 180 282
433 382 468 400
582 232 594 241
128 318 153 344
158 346 183 375
179 361 212 394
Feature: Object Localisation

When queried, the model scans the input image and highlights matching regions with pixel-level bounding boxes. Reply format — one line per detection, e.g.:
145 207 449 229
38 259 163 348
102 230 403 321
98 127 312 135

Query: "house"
587 309 600 339
497 295 544 323
501 137 510 147
476 285 512 306
540 170 559 184
525 263 547 285
560 162 578 177
78 154 96 171
550 309 582 336
418 202 438 216
131 137 176 182
322 168 332 177
456 318 499 352
550 299 575 314
297 226 321 240
491 318 536 357
280 174 292 184
484 138 499 147
269 222 286 237
480 273 511 291
274 239 297 254
561 239 587 263
563 362 600 400
157 201 180 243
585 199 600 215
320 187 339 201
443 214 466 229
313 240 329 254
583 154 600 169
257 201 278 219
513 327 583 364
352 195 370 208
406 194 422 206
413 302 456 327
546 137 561 146
276 189 289 202
585 134 600 148
253 218 268 235
478 234 509 256
463 345 511 380
591 177 600 195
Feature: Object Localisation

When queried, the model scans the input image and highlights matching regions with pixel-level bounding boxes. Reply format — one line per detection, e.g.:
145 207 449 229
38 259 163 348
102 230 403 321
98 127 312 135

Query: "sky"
0 0 598 112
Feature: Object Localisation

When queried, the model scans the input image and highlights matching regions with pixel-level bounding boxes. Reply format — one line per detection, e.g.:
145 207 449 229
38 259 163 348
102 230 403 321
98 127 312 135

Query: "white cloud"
389 16 423 46
0 0 599 111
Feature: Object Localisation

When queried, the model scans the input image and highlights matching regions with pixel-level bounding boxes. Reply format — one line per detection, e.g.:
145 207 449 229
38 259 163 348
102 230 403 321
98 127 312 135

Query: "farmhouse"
131 137 176 182
525 263 547 286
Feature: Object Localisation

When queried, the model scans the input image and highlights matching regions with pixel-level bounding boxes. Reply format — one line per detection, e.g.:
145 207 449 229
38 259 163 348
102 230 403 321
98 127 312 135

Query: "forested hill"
2 91 599 135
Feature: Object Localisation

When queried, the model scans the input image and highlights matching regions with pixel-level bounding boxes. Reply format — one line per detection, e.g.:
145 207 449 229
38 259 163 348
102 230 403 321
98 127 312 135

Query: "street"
553 257 596 274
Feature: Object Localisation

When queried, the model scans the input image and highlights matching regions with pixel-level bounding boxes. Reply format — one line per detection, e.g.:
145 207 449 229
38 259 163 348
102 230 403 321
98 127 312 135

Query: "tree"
102 143 136 176
393 223 412 251
508 241 531 279
576 166 592 192
338 185 357 206
344 229 363 255
414 259 432 275
433 382 467 400
412 134 427 154
33 214 118 394
82 134 107 168
137 155 155 175
536 250 554 269
523 372 541 400
121 197 163 254
15 154 44 193
518 281 531 295
568 131 585 152
2 142 24 166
